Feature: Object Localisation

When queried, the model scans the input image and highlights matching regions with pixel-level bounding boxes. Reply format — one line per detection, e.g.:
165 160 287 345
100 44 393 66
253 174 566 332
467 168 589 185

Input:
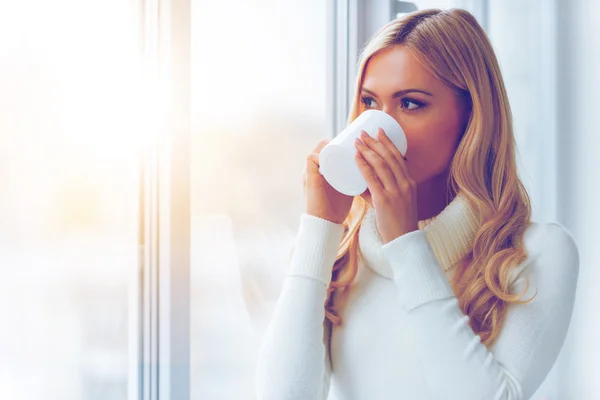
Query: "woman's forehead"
362 47 439 94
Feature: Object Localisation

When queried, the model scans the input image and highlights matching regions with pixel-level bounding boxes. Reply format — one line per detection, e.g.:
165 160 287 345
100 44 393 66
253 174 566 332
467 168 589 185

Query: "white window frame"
137 0 191 399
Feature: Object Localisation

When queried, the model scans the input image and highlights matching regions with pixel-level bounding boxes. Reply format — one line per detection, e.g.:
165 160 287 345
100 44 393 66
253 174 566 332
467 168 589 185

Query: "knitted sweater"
255 192 579 400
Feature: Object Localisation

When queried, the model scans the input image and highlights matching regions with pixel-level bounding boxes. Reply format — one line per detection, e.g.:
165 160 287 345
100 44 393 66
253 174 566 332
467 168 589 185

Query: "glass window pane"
0 1 141 399
190 1 327 398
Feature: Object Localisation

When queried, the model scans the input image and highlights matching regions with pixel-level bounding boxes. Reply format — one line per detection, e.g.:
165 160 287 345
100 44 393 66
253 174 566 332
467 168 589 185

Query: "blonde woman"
255 8 579 400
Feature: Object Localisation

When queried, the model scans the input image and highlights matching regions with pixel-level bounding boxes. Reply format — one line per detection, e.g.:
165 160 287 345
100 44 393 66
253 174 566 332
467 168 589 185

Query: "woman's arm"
255 213 345 400
381 222 579 400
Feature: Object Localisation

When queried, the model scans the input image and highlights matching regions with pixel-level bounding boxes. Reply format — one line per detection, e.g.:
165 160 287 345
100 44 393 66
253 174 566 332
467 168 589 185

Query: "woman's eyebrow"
361 87 434 98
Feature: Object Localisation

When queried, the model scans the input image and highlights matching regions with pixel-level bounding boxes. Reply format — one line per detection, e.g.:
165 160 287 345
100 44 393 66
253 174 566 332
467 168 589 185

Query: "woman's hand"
354 128 419 244
303 138 354 225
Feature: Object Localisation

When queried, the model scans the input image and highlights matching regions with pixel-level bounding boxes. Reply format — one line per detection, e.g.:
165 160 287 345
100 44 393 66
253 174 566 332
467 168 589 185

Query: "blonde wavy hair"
323 8 537 348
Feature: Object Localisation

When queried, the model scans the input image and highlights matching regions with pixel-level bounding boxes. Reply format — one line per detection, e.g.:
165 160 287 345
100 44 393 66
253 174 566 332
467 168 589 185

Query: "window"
189 0 328 397
1 1 566 399
487 0 558 224
0 1 143 399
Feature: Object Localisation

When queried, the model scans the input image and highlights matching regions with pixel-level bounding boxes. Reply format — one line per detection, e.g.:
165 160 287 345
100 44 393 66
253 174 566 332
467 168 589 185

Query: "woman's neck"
416 169 455 222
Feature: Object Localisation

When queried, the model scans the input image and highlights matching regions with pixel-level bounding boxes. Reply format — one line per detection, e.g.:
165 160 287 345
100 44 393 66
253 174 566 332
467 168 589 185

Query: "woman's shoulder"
508 221 580 289
522 220 579 261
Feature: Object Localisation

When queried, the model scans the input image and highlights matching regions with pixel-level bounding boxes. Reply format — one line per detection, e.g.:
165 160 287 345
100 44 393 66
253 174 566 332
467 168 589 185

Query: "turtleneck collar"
358 191 479 279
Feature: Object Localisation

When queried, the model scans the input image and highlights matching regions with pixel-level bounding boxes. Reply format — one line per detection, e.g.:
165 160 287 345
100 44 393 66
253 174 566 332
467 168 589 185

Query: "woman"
255 8 579 400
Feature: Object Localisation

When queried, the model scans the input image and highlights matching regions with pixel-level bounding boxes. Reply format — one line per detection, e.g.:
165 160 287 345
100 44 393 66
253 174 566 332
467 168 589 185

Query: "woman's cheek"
405 144 441 183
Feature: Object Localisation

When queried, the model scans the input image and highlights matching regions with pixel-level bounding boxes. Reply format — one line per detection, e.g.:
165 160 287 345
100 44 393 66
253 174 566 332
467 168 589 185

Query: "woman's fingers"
355 130 404 192
355 144 384 194
375 128 411 183
313 137 331 153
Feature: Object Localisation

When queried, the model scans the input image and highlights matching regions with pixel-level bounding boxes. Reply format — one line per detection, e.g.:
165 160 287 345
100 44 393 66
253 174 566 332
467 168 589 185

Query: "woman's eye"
361 96 377 109
401 98 422 111
361 95 423 112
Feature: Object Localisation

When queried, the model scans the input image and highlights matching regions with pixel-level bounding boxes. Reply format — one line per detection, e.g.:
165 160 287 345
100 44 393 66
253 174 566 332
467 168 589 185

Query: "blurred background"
0 0 598 399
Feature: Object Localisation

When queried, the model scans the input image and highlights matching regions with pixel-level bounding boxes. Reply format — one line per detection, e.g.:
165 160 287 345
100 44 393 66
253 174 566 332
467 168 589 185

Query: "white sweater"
254 192 579 400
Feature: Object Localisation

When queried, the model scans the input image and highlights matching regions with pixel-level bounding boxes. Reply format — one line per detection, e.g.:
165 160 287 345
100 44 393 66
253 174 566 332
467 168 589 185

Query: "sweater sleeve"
255 213 345 400
380 222 580 400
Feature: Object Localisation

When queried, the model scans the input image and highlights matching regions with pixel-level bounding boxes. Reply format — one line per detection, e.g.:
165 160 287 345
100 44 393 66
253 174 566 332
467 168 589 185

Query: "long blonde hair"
324 8 536 348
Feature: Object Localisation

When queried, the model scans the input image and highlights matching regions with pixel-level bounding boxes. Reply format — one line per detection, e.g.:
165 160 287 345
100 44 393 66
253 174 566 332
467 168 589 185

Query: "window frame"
138 0 192 399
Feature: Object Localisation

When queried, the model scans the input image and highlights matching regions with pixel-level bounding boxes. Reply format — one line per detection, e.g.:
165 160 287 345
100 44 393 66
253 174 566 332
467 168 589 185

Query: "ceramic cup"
318 110 407 196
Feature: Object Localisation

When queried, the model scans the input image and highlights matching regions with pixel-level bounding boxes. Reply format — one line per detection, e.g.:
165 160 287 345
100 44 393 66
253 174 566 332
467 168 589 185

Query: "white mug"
318 110 407 196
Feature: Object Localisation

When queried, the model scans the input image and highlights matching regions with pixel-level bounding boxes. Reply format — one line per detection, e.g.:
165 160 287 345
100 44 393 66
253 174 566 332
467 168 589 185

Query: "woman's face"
357 46 471 205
